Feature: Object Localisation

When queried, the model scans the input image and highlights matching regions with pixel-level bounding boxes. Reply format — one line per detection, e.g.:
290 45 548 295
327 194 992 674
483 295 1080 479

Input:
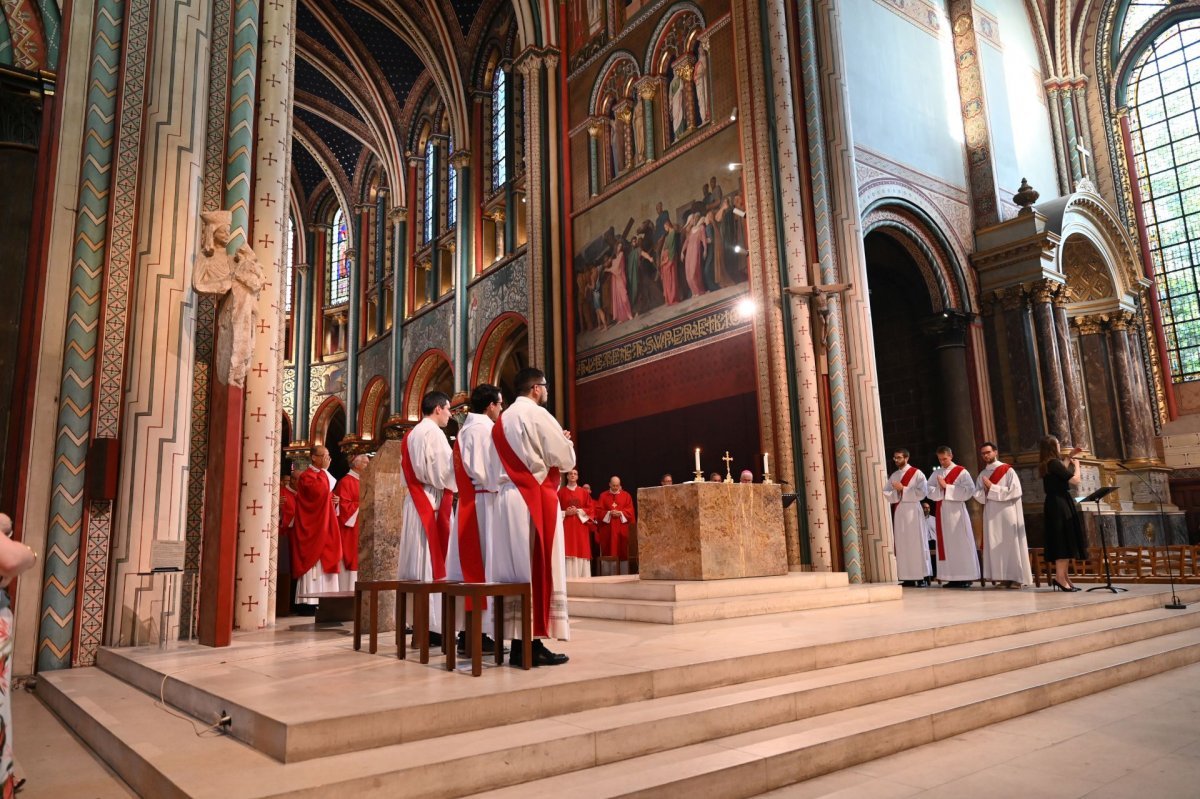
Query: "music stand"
1079 486 1124 593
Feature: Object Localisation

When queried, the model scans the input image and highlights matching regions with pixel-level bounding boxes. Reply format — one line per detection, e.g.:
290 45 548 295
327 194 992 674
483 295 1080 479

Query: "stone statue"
194 210 265 388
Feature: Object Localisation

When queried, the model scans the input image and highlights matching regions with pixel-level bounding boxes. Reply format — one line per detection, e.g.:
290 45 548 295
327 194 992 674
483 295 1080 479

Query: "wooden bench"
297 591 354 623
353 580 455 663
441 582 533 676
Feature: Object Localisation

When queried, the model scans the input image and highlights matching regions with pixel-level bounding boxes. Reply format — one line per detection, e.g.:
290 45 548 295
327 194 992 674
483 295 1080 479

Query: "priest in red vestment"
598 475 635 572
558 469 593 579
279 471 298 612
292 445 342 613
334 453 368 591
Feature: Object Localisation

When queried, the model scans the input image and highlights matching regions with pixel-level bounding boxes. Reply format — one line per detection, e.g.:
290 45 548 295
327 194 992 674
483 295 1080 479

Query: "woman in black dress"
1039 435 1087 591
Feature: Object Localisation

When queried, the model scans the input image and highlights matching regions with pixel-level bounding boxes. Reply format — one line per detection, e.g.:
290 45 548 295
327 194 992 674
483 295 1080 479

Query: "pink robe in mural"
682 219 708 298
608 249 634 323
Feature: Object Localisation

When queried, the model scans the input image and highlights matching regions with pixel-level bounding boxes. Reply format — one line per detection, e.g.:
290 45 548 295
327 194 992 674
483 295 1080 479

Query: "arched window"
424 138 435 243
1127 19 1200 380
329 207 350 306
285 213 295 314
493 68 508 189
1120 1 1170 51
448 134 457 229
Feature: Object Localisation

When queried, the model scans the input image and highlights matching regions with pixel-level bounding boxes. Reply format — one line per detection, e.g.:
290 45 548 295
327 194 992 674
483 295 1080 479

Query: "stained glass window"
448 135 457 229
1120 1 1170 52
493 69 508 189
329 207 350 306
1128 20 1200 380
424 138 435 243
285 214 295 314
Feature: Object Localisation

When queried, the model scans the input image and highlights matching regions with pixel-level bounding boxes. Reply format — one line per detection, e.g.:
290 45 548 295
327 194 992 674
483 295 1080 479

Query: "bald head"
608 476 622 493
311 445 331 469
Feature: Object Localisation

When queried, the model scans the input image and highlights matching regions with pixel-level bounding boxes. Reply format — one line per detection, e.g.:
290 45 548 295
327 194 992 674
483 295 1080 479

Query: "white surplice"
398 417 457 633
295 468 339 605
974 461 1034 585
446 413 500 632
490 395 576 641
925 464 981 582
883 467 932 581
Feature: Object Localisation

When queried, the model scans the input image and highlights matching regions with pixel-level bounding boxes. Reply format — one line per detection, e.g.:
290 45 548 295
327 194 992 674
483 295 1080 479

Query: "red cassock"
333 472 361 570
598 490 636 559
280 486 296 532
557 485 593 560
292 468 343 576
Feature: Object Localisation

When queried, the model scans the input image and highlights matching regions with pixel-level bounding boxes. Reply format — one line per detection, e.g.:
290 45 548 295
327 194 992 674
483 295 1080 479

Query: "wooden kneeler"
442 582 533 676
353 579 456 663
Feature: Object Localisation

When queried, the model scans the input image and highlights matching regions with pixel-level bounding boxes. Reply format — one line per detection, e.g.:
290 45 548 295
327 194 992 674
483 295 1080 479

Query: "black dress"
1042 459 1088 561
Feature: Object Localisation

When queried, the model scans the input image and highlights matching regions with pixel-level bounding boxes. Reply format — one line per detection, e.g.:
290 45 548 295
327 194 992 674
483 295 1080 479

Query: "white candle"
694 447 701 471
763 452 769 474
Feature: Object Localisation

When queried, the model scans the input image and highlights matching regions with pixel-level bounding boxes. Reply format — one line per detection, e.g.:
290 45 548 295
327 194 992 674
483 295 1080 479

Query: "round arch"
861 197 972 313
1036 189 1148 306
402 348 454 420
309 395 346 447
359 376 390 442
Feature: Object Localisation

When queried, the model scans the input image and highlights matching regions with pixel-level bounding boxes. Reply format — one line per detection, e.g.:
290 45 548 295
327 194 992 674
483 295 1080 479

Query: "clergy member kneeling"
292 445 343 614
491 367 573 667
925 445 980 588
883 448 932 587
974 442 1033 588
398 391 457 648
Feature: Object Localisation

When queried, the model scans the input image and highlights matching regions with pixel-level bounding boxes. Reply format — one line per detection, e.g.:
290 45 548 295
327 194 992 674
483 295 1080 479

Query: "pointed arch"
472 312 528 385
402 348 454 420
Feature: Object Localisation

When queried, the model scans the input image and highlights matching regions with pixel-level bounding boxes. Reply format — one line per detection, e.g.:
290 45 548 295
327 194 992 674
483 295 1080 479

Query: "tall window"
492 69 508 189
448 135 457 229
1128 20 1200 380
424 138 435 243
329 207 350 305
285 214 295 314
1120 1 1170 51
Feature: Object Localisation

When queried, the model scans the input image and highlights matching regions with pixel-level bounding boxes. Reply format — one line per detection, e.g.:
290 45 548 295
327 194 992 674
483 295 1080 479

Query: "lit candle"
694 447 701 471
763 452 769 474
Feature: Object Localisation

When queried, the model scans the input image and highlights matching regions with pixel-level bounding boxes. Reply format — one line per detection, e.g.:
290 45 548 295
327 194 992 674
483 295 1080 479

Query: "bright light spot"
727 162 741 171
736 298 757 318
733 245 743 254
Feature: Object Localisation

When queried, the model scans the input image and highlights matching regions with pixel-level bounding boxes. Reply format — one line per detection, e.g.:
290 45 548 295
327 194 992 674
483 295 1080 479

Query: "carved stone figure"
194 210 265 387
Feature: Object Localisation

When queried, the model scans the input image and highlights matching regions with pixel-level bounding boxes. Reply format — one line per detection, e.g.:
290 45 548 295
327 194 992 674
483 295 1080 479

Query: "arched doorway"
310 396 350 478
359 376 390 448
473 313 529 406
864 231 952 471
403 349 457 439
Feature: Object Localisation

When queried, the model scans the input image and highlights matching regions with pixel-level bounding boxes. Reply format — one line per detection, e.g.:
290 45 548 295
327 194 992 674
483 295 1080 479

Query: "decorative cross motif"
241 596 259 612
263 190 276 205
250 406 266 422
265 73 280 89
247 500 263 517
1076 142 1092 179
257 319 271 334
252 362 269 378
264 113 279 128
816 546 827 559
244 546 261 563
722 451 733 471
258 233 275 249
248 452 264 468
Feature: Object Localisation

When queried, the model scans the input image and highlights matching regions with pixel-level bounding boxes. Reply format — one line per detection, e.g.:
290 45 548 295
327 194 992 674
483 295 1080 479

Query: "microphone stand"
1081 486 1124 594
1118 463 1186 609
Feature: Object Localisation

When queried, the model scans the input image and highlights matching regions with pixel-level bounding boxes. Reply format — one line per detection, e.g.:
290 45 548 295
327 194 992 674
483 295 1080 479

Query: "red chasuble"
400 432 454 580
280 486 296 532
557 485 593 559
492 415 559 638
598 490 636 559
452 443 486 609
293 468 343 576
933 465 965 560
333 472 361 570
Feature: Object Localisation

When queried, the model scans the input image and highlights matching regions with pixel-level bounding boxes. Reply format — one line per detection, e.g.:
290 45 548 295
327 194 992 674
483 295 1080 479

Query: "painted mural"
573 122 748 357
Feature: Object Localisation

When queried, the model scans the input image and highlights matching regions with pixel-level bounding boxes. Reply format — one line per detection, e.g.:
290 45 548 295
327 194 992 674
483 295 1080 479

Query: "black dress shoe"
457 632 506 656
509 639 570 667
427 631 443 648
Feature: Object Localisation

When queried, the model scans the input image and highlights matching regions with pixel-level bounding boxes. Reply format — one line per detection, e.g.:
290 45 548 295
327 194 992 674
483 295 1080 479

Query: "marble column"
389 207 407 405
586 117 602 196
673 55 698 133
1074 314 1121 459
374 189 388 338
1109 311 1154 459
981 286 1045 453
236 0 296 630
614 101 633 173
637 78 657 162
452 149 472 394
1053 286 1089 449
931 313 978 462
1030 280 1071 444
293 261 312 437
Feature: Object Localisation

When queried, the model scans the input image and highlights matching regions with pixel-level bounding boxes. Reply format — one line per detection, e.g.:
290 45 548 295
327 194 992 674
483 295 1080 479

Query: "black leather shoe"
532 639 568 666
427 631 443 648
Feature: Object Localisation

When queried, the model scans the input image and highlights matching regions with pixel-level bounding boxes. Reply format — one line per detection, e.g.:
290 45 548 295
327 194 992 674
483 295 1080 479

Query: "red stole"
401 432 453 581
933 465 965 560
492 414 559 638
889 466 918 521
452 443 487 609
988 463 1012 490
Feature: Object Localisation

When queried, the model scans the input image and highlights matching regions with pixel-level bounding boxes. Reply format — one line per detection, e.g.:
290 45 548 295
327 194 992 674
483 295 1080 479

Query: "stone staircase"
38 587 1200 798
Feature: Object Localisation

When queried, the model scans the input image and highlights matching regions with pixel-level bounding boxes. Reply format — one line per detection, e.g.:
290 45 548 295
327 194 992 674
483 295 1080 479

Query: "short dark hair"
515 367 546 395
980 441 997 451
421 391 451 416
936 445 953 456
893 448 910 459
469 383 502 414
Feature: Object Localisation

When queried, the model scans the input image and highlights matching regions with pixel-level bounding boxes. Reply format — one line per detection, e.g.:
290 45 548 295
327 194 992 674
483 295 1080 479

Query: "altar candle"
694 447 701 471
763 452 769 474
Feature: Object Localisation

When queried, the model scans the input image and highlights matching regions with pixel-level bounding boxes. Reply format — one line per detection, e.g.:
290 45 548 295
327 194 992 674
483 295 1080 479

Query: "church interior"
3 0 1200 795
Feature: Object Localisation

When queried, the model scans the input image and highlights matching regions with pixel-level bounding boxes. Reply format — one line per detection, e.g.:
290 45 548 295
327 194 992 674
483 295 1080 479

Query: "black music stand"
1079 486 1124 593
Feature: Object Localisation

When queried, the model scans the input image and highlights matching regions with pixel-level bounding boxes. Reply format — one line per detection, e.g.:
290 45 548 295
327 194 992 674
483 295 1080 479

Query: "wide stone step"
38 605 1200 798
568 583 900 623
89 585 1200 763
567 572 850 602
466 629 1200 798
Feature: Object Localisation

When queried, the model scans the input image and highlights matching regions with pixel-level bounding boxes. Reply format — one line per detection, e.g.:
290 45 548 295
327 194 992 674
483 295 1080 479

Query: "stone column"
374 189 388 338
517 50 548 370
1109 311 1154 459
586 117 602 196
389 207 407 404
1030 279 1071 444
293 261 312 436
613 100 633 173
452 149 472 393
1074 314 1121 458
1053 286 1089 449
672 55 697 133
235 0 296 631
933 313 979 463
637 78 657 162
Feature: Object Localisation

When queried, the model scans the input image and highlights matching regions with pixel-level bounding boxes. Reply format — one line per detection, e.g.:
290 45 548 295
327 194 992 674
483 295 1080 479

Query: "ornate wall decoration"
973 4 1001 50
356 337 391 404
0 0 48 70
1062 234 1117 303
871 0 941 37
467 251 528 354
402 297 454 379
72 501 111 667
948 0 1001 227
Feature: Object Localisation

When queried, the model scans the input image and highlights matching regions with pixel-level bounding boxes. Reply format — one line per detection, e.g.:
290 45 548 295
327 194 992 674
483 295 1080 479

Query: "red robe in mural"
334 470 362 571
597 489 636 559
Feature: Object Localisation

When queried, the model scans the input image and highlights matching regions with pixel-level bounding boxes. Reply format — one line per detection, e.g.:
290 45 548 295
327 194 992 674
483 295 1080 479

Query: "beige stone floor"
755 660 1200 799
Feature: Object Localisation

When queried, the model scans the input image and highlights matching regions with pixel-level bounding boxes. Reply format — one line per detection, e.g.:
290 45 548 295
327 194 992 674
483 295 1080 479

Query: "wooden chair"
441 582 533 676
353 579 455 663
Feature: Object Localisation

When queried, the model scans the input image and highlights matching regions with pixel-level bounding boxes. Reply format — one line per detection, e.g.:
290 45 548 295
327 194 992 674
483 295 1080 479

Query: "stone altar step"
73 586 1200 763
567 581 901 623
37 598 1200 798
567 572 849 601
469 629 1200 798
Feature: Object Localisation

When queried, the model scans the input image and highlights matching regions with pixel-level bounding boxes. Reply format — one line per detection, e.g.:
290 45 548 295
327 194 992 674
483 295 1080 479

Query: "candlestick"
694 447 701 472
763 452 769 474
